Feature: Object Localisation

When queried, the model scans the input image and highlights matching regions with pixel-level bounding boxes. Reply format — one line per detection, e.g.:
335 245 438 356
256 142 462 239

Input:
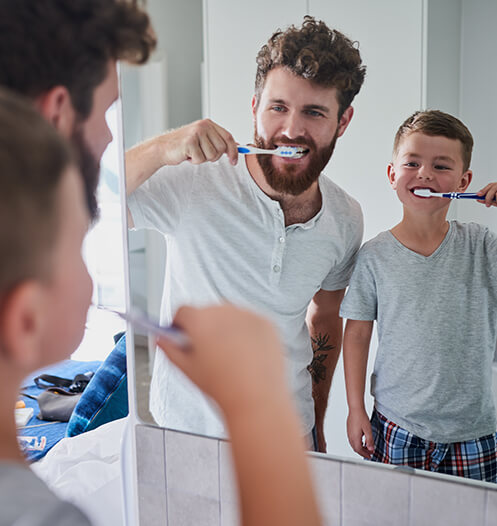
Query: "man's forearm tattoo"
307 333 335 384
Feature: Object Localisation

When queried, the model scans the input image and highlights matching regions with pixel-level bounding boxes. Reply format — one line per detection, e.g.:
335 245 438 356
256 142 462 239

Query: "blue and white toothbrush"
413 188 493 200
237 145 305 159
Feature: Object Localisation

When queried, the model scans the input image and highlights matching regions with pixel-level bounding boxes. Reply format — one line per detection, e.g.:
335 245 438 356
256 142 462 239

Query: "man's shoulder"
319 175 362 217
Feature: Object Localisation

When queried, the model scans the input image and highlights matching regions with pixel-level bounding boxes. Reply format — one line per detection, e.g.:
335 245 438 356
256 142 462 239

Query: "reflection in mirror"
122 0 203 423
75 102 126 361
122 0 497 489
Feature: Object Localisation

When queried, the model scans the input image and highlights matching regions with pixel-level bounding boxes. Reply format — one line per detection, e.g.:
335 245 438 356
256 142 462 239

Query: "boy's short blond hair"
0 88 74 296
393 110 474 171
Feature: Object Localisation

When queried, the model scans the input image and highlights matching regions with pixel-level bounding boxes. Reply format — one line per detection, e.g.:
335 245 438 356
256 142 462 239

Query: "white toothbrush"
237 145 306 158
413 188 492 200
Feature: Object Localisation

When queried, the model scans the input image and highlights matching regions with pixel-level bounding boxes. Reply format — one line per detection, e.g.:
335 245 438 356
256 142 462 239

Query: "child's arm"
343 319 375 459
157 304 322 526
477 182 497 207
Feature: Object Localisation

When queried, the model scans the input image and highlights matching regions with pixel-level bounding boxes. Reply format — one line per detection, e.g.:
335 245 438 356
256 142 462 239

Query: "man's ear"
458 170 472 192
337 106 354 138
35 86 76 138
0 282 46 371
251 95 258 122
387 163 398 189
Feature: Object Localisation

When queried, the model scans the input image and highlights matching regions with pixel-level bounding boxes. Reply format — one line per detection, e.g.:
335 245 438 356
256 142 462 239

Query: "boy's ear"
0 282 46 371
457 170 472 192
387 163 397 189
337 106 354 138
34 86 76 138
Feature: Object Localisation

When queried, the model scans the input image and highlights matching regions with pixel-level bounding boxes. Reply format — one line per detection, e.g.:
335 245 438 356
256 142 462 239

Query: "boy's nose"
416 166 433 180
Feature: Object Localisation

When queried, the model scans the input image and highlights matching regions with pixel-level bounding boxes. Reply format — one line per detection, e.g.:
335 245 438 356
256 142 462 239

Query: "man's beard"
71 123 100 221
254 130 339 196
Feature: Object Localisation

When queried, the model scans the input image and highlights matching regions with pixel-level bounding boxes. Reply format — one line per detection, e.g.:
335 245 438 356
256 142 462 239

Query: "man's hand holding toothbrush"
125 118 240 195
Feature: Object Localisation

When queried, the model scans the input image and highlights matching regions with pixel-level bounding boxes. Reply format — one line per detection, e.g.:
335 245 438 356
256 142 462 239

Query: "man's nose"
281 111 305 139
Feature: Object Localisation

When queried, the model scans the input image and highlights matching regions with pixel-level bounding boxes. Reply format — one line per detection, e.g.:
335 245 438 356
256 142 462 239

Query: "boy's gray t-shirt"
340 221 497 443
0 462 91 526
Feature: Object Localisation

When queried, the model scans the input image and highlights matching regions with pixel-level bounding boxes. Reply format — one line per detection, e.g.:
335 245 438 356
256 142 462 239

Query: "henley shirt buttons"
279 237 285 243
273 265 281 273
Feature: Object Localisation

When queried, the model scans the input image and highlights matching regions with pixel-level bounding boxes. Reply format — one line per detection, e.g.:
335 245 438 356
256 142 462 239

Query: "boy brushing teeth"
340 109 497 482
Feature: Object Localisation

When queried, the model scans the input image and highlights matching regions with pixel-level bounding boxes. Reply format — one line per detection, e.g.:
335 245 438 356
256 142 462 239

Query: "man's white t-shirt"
128 156 363 436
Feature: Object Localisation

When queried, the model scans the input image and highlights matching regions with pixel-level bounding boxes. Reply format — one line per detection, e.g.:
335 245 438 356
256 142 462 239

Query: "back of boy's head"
0 88 74 297
393 110 474 171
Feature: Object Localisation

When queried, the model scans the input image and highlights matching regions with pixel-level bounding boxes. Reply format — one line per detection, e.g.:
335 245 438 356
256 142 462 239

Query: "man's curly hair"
255 16 366 116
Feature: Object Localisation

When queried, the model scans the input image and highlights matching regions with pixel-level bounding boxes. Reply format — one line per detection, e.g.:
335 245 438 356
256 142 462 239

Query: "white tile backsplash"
164 430 220 525
136 427 497 526
343 461 410 526
135 425 167 526
219 440 240 526
486 489 497 526
411 475 486 526
309 454 341 526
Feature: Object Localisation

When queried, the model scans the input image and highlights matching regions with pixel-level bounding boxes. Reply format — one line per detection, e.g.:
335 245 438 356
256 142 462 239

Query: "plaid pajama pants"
370 409 497 483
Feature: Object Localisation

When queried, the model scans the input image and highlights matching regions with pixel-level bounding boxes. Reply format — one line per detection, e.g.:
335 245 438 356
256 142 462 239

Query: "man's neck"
245 155 322 226
390 207 450 257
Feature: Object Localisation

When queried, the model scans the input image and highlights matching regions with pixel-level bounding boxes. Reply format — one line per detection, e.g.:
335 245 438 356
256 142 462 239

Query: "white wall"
458 0 497 232
123 0 204 321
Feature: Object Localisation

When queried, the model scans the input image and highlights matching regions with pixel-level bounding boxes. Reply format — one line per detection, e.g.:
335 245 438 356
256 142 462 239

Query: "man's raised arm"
125 118 239 196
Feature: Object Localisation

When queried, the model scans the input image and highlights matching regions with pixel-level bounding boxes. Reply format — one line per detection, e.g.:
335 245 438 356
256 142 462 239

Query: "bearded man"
126 16 365 452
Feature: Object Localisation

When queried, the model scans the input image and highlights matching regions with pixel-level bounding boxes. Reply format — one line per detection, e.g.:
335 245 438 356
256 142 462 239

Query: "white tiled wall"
136 424 497 526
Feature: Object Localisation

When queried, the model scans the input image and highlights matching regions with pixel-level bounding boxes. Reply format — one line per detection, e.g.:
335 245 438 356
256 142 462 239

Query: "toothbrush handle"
237 145 254 154
238 145 267 155
450 193 495 201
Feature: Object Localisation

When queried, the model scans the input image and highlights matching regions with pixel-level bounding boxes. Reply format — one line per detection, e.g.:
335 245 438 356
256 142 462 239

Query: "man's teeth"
293 147 309 158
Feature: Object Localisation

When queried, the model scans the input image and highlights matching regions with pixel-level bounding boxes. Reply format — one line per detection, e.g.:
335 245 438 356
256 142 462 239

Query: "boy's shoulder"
452 220 497 246
358 230 392 253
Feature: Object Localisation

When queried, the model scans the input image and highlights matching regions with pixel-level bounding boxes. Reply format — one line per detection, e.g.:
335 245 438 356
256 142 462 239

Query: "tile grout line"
217 439 222 526
483 489 488 526
163 429 169 526
407 474 413 526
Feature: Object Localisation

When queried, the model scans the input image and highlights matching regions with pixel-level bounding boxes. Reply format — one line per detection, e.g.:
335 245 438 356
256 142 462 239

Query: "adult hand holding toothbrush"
125 118 240 195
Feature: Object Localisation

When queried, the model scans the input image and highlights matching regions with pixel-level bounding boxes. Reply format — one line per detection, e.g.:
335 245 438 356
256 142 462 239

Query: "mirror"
121 0 497 488
75 101 126 361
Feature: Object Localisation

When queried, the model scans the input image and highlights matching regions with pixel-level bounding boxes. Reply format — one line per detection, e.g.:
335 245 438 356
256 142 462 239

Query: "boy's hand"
477 183 497 207
347 409 375 459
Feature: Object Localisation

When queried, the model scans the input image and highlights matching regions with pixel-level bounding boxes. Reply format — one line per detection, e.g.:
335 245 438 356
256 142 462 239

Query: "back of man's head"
0 0 156 219
0 88 73 297
0 0 155 119
254 16 366 117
